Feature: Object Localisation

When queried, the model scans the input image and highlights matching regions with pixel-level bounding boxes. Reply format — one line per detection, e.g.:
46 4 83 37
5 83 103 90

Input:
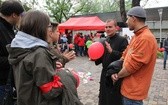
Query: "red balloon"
157 47 165 52
88 42 104 60
161 48 165 51
69 43 74 49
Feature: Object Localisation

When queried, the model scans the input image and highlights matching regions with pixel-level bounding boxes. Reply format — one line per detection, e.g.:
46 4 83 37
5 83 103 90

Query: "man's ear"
132 16 137 22
12 13 17 18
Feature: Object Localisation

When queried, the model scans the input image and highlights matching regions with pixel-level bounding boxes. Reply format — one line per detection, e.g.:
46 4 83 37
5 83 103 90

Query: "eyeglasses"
105 26 113 28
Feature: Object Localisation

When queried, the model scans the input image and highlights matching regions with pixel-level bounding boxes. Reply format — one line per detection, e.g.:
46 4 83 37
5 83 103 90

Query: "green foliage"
22 4 31 11
157 51 163 58
17 0 134 23
76 0 96 14
76 0 119 14
45 0 74 23
0 0 5 6
125 0 132 10
18 0 36 11
45 0 125 22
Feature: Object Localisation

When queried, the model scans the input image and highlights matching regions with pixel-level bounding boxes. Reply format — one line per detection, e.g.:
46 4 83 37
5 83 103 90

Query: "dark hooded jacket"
6 31 82 105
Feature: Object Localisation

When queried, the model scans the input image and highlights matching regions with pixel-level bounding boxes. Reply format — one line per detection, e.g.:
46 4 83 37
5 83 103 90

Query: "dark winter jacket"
49 44 69 66
6 31 82 105
163 38 168 51
0 16 15 85
106 59 123 87
7 45 63 105
57 69 83 105
105 60 123 105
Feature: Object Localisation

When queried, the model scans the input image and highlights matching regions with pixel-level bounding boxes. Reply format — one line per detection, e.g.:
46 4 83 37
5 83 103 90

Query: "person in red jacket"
78 34 85 56
74 33 80 56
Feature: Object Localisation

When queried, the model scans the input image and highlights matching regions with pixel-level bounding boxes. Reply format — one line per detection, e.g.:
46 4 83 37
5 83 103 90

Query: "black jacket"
0 17 15 85
95 34 128 105
105 60 123 105
106 59 123 87
163 38 168 51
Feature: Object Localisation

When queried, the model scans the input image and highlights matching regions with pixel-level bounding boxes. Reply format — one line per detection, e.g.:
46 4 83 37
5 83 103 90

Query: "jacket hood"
11 31 48 48
7 44 38 65
6 31 49 65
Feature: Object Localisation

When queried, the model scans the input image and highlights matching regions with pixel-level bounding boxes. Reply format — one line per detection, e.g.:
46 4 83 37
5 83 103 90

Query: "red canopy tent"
59 16 105 31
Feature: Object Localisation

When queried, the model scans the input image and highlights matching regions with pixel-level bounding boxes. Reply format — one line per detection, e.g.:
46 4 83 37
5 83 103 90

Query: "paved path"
65 57 168 105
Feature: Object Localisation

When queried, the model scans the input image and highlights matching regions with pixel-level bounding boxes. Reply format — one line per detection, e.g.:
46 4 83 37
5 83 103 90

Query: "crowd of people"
73 32 105 56
57 31 105 57
0 0 159 105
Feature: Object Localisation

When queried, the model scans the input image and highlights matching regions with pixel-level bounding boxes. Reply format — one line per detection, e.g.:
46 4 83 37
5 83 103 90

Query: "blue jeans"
74 44 79 56
0 85 15 105
79 46 84 56
0 85 6 104
122 96 143 105
163 51 168 69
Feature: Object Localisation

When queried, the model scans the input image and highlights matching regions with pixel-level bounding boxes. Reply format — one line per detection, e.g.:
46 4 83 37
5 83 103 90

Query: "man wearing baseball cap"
111 6 158 105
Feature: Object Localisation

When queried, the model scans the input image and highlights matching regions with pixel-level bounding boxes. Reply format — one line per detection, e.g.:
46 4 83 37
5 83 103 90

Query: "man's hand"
111 73 119 84
105 41 113 53
63 50 76 61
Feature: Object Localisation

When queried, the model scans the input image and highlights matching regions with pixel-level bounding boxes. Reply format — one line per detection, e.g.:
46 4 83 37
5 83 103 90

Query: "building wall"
147 20 168 40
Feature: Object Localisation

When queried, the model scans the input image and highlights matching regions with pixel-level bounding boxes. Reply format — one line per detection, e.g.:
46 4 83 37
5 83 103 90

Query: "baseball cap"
127 6 146 18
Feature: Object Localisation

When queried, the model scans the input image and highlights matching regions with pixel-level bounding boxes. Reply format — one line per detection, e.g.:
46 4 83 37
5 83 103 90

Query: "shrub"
157 51 163 58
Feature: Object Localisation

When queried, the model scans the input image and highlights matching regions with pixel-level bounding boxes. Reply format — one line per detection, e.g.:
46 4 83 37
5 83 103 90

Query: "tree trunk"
119 0 127 23
0 0 2 6
132 0 140 7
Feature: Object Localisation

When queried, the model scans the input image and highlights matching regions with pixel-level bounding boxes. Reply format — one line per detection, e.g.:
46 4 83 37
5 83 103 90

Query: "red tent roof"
59 16 105 31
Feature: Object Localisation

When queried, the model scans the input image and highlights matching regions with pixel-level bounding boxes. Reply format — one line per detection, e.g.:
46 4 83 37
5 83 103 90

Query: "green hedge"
157 51 163 58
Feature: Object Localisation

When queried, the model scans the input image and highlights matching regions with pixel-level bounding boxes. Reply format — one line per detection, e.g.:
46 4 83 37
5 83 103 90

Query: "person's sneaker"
163 68 167 70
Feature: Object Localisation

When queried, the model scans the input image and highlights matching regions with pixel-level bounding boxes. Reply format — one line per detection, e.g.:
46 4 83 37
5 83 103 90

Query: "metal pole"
158 9 163 47
160 15 162 44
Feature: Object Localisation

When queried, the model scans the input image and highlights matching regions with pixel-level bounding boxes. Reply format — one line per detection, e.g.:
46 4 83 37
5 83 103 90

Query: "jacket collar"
134 26 148 36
